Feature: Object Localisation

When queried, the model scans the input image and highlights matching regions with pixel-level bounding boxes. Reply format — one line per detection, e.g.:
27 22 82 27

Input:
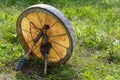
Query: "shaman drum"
16 4 76 65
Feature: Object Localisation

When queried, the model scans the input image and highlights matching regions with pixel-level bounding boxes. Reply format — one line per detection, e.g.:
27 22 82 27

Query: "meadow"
0 0 120 80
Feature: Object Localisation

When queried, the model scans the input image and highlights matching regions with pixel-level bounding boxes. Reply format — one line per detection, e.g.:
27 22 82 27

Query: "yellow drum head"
16 4 76 64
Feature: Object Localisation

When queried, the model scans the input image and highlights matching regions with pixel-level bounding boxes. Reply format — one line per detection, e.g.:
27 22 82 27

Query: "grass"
0 0 120 80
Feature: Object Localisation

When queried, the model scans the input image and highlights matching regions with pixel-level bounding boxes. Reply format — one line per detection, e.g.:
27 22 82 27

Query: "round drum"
16 4 76 64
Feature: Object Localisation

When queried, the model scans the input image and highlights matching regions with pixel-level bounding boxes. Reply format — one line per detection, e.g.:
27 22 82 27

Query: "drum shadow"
15 58 77 80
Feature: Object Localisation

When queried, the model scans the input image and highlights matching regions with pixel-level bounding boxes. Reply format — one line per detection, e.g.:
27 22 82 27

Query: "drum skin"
16 4 76 65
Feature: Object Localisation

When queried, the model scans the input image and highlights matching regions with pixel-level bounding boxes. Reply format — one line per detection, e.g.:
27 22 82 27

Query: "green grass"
0 0 120 80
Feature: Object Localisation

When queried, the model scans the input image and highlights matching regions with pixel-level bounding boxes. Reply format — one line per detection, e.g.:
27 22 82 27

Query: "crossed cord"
23 13 68 59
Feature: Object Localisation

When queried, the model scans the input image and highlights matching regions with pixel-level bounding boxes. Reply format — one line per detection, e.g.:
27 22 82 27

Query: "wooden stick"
24 44 36 58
